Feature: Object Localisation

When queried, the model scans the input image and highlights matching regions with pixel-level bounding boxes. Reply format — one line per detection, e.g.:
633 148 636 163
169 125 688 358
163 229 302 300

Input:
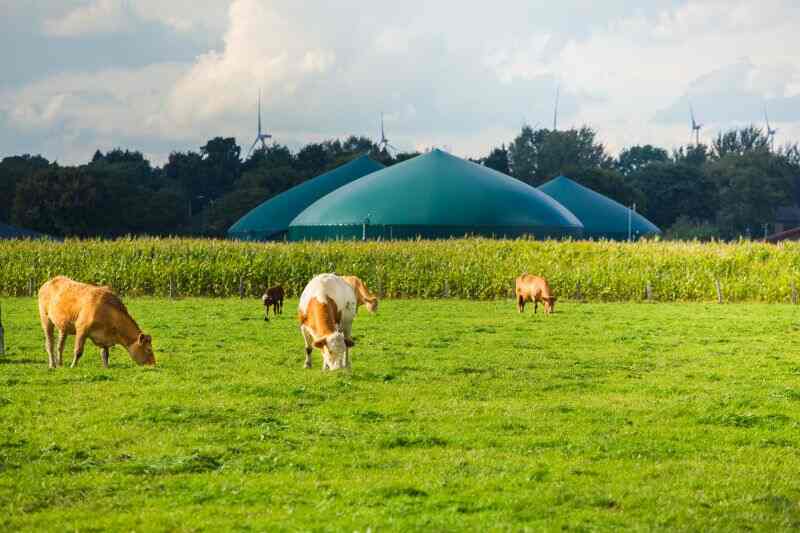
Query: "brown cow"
341 275 378 313
38 276 156 368
262 285 285 321
515 274 557 314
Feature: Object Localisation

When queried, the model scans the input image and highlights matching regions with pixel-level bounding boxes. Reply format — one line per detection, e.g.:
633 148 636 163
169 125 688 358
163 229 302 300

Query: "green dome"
288 149 583 241
228 155 384 241
539 175 661 240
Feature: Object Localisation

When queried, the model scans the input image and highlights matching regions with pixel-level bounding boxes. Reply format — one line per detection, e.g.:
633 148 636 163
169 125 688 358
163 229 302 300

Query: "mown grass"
1 297 800 531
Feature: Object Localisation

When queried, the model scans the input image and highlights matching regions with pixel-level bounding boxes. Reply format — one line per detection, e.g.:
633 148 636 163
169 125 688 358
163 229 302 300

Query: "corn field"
1 237 800 302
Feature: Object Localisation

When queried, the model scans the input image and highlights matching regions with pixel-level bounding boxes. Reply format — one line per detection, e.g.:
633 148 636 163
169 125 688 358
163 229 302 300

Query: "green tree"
0 154 51 222
200 137 242 200
711 126 770 159
672 144 709 166
508 125 611 185
628 162 717 229
295 143 331 176
483 145 510 174
615 145 669 176
707 151 794 238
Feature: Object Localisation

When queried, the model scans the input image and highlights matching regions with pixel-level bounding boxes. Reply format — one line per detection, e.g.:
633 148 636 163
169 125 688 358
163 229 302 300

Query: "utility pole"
628 203 636 242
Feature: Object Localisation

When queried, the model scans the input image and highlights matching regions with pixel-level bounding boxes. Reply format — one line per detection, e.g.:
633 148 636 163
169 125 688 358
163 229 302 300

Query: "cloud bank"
2 0 800 164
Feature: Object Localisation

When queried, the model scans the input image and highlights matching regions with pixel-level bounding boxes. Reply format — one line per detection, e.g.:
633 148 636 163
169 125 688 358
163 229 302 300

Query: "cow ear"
345 338 355 348
313 338 326 349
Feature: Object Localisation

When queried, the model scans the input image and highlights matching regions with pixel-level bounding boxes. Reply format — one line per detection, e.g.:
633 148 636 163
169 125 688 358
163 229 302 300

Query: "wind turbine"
553 84 560 131
247 90 272 158
689 101 703 145
764 104 778 150
376 112 398 154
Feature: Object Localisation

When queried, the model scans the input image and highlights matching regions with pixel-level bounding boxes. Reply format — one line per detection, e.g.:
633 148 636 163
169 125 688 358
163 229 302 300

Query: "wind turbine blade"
553 84 560 131
247 138 259 158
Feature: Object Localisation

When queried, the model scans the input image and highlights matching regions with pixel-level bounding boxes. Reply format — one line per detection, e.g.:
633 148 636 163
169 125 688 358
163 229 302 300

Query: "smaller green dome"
228 155 384 241
539 176 661 240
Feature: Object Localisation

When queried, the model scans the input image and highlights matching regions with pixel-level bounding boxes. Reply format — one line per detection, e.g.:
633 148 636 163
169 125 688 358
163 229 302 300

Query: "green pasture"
1 298 800 531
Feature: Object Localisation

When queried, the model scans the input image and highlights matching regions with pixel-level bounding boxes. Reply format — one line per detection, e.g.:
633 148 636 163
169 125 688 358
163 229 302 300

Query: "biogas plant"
228 149 661 242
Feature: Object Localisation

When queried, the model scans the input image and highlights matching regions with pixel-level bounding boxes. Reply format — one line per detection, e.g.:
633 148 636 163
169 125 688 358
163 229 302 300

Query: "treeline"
1 126 799 239
0 137 418 239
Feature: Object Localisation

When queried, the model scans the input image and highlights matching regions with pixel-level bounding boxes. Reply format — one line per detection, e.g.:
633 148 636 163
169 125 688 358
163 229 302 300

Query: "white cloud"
5 0 800 165
43 0 127 37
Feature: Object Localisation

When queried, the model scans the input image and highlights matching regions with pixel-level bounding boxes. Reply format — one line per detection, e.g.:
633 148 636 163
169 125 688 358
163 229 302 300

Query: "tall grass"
1 237 799 302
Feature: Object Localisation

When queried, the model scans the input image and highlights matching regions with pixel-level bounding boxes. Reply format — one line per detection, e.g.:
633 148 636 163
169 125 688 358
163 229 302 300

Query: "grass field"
2 297 800 531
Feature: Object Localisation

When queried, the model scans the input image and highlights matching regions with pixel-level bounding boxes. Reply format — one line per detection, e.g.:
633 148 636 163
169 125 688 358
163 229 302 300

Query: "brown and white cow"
297 274 357 370
515 274 557 314
341 275 378 313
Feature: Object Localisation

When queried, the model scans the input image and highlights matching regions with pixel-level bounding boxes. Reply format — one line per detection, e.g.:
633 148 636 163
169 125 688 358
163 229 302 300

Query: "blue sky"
1 0 799 165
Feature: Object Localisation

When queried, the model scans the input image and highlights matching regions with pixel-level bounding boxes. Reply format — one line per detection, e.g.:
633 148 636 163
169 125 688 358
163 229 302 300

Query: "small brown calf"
515 274 557 314
262 285 285 321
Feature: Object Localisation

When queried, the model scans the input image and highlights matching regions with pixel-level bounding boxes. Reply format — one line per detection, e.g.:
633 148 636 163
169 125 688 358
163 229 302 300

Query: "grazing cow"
297 274 357 370
515 274 557 314
38 276 156 368
262 285 285 321
341 275 379 313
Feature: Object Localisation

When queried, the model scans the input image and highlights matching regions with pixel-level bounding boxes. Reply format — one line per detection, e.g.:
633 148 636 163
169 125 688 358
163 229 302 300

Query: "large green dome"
228 155 384 241
288 149 583 241
539 175 661 240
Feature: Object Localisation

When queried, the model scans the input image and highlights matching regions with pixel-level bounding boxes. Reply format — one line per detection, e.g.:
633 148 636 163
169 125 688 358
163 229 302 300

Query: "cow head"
365 297 379 313
544 297 557 314
313 331 350 370
128 333 156 366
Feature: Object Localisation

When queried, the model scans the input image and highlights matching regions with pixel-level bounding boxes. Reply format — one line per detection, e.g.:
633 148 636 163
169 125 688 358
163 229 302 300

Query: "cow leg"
42 320 56 369
70 330 88 368
101 347 110 368
301 328 313 369
264 305 269 321
534 300 538 314
56 330 68 367
517 295 525 313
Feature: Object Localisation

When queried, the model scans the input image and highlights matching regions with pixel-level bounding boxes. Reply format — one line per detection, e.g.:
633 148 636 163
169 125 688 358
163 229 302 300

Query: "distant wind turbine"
247 90 272 158
764 104 778 150
689 101 703 145
377 112 399 154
